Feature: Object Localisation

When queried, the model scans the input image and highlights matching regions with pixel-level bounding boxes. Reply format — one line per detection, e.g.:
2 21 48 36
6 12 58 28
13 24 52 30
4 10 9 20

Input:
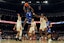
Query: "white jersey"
29 22 36 33
16 20 22 31
40 17 47 31
31 22 36 28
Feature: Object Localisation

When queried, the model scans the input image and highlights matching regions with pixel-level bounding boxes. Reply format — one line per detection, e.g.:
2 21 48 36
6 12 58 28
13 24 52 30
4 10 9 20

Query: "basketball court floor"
1 39 64 43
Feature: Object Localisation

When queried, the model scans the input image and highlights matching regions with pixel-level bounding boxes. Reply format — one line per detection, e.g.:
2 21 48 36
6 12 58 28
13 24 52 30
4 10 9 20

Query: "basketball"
24 3 29 7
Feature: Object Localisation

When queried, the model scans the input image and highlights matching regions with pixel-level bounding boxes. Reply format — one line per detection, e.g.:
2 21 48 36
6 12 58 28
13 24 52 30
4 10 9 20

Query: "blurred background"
0 0 64 40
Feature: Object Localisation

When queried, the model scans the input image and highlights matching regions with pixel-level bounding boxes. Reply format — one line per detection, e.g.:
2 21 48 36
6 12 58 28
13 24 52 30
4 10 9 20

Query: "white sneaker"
48 39 52 43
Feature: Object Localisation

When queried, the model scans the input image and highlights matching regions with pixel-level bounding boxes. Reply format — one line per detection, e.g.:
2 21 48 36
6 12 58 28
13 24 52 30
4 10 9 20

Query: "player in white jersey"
39 14 47 37
33 13 47 39
28 18 37 40
33 13 47 38
40 15 47 31
13 14 22 41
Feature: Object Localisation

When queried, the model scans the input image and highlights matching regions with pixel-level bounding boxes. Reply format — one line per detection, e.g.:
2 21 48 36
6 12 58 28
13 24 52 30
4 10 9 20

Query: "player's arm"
44 16 52 28
23 18 27 27
23 5 26 13
29 5 34 13
33 13 40 18
44 16 48 21
13 25 16 30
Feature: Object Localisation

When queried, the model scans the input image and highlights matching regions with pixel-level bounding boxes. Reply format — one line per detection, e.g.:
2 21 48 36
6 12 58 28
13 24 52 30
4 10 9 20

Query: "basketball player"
46 19 52 35
28 18 37 40
23 2 34 39
33 13 47 39
46 19 52 43
13 14 22 41
23 2 34 27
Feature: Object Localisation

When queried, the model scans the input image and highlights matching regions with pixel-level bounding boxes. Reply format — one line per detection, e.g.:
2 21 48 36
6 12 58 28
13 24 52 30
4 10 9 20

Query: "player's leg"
28 32 32 40
47 34 52 43
41 29 46 39
47 28 52 43
28 27 33 40
18 30 22 41
39 28 47 41
23 18 27 27
15 31 20 40
39 25 45 37
44 28 48 40
27 24 31 39
39 29 43 37
18 26 23 41
32 31 36 40
39 27 45 38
